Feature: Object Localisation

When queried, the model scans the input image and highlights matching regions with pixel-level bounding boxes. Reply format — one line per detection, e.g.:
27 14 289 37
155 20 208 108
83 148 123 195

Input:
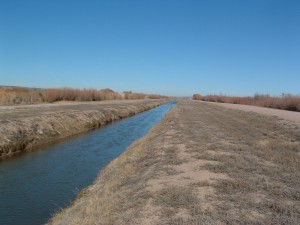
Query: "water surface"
0 102 175 225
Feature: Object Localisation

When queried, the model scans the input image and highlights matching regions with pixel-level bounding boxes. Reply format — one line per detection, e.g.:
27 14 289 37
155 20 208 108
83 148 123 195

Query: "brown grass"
0 137 32 157
0 87 46 105
45 88 122 102
194 93 300 112
0 86 167 105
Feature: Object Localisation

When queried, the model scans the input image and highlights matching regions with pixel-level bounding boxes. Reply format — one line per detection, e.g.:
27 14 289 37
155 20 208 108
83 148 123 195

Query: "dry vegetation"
0 87 45 105
0 86 167 105
193 93 300 112
48 100 300 225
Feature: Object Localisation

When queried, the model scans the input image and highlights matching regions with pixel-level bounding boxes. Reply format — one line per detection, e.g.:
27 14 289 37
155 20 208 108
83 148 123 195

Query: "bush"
192 94 202 100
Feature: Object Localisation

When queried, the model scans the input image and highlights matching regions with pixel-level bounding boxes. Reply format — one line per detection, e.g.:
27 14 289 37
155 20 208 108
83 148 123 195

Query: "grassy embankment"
0 86 167 105
193 93 300 112
48 100 300 225
0 100 169 160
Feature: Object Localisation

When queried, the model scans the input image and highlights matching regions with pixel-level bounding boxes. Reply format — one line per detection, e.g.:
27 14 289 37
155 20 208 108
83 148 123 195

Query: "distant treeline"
193 93 300 112
0 87 167 105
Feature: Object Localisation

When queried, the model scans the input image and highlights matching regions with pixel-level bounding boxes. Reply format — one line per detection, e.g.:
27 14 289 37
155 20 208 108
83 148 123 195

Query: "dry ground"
49 100 300 225
0 99 167 159
207 101 300 124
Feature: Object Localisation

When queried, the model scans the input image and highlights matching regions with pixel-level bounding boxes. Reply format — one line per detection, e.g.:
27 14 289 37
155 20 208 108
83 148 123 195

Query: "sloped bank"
0 99 169 160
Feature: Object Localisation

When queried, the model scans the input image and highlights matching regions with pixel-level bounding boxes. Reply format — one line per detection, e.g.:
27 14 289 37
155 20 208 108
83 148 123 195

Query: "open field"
48 100 300 225
0 99 169 160
193 94 300 112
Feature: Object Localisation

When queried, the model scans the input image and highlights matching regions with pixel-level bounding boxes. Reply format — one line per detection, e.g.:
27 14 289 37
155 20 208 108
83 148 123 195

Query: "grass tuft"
0 137 31 155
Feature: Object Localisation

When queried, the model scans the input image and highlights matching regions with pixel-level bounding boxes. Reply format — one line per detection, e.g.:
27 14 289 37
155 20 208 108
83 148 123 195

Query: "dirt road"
0 99 167 159
207 101 300 124
49 100 300 225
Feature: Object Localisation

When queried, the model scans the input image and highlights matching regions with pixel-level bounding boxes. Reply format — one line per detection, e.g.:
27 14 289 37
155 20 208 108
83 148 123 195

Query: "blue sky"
0 0 299 96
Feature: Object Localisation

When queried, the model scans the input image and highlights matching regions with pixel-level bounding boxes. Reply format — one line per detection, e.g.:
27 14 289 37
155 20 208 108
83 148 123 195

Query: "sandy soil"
0 99 167 160
48 100 300 225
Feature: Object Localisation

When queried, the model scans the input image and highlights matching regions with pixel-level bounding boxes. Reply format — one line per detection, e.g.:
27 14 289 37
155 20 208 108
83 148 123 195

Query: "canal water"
0 102 176 225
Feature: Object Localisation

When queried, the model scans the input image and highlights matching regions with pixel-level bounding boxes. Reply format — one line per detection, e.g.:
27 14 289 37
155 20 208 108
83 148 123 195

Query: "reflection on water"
0 102 176 225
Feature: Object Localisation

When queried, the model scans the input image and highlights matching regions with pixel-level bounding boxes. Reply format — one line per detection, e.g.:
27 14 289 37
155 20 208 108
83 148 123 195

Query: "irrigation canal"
0 101 176 225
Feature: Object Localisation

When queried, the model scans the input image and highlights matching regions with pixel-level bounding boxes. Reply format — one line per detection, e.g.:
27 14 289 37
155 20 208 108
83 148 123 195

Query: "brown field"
193 93 300 112
0 99 168 160
0 86 167 105
48 100 300 225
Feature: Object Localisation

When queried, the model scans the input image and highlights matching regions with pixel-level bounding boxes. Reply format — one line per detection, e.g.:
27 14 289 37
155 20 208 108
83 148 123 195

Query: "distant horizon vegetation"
1 84 299 102
0 86 168 105
193 93 300 112
1 84 299 98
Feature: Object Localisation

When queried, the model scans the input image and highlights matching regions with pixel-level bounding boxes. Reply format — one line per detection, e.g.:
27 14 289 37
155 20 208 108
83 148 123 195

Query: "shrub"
192 94 202 100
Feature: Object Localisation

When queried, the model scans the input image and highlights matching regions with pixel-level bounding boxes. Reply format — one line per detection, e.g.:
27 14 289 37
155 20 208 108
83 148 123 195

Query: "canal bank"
0 99 169 160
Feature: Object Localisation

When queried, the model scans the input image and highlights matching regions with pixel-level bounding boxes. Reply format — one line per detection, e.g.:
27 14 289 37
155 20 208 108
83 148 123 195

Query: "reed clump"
0 86 167 105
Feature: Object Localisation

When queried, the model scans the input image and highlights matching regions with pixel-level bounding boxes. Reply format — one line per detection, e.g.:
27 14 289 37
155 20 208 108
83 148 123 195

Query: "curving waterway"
0 101 176 225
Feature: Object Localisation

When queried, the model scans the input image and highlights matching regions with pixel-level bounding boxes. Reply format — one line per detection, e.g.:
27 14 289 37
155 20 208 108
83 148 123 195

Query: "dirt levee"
48 100 300 224
0 100 168 160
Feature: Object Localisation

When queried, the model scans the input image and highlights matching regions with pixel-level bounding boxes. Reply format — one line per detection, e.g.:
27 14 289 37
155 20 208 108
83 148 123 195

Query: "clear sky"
0 0 299 96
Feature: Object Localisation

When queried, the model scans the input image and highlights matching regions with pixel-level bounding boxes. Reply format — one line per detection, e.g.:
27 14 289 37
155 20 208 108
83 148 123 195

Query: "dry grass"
0 86 167 105
45 88 121 102
0 137 32 157
194 93 300 112
48 100 300 225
